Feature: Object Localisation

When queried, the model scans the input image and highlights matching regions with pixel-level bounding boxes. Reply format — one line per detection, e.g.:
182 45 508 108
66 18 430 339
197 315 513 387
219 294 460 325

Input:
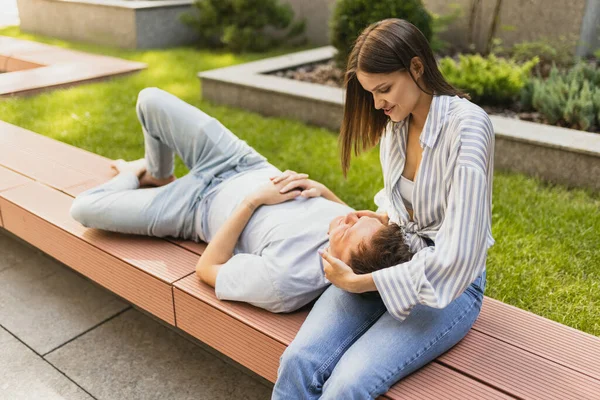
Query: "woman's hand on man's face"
270 170 325 199
319 248 364 293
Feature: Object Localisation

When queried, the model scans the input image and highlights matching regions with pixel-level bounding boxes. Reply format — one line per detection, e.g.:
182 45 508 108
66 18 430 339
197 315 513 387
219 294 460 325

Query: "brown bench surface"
1 120 599 399
0 36 146 97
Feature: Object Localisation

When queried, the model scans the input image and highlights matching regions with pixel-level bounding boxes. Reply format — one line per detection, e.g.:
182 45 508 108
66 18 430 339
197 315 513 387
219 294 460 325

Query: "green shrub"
439 54 539 106
530 63 600 131
519 78 536 111
181 0 306 53
329 0 433 68
509 38 575 77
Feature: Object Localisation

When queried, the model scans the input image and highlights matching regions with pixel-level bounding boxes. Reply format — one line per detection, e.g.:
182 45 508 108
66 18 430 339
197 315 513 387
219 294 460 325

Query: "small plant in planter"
439 53 539 106
506 37 576 77
181 0 306 53
526 63 600 132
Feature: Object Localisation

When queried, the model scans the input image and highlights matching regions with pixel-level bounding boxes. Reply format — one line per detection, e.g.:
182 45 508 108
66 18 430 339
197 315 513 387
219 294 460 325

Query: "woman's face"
327 212 384 265
356 67 422 123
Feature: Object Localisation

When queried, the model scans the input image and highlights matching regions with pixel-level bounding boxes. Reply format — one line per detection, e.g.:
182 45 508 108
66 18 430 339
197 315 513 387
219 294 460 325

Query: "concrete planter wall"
17 0 199 49
199 46 600 192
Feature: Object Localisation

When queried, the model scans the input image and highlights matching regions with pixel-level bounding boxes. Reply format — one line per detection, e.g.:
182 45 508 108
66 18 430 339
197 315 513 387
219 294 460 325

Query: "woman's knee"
278 337 328 381
278 341 312 374
275 344 324 398
321 367 378 400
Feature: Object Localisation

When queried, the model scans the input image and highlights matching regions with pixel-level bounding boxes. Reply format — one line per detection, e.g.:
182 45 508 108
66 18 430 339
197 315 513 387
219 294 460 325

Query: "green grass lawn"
1 27 599 336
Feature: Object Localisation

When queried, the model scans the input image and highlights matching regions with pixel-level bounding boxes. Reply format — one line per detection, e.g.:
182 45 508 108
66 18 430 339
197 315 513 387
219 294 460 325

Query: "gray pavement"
0 230 273 400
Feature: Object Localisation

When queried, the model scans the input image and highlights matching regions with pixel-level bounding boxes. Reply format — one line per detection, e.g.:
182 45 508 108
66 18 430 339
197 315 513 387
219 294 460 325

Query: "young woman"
272 18 495 398
69 87 413 313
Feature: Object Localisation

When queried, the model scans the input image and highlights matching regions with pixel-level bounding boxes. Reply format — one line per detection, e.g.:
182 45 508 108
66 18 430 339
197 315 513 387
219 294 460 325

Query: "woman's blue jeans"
272 270 486 399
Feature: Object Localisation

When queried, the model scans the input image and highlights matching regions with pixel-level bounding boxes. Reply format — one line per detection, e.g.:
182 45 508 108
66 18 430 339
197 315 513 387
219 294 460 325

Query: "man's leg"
136 88 266 181
70 170 204 239
71 87 267 239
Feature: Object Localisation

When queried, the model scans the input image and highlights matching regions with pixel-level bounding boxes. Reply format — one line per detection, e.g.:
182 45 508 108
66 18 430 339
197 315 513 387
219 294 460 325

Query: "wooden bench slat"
0 120 115 179
0 165 31 193
0 182 198 284
0 141 91 190
0 165 34 227
174 286 287 383
174 274 309 346
0 121 203 252
0 37 146 97
0 36 145 68
169 239 207 256
439 329 600 400
474 297 600 380
0 36 51 59
386 362 513 400
62 177 114 197
0 197 176 324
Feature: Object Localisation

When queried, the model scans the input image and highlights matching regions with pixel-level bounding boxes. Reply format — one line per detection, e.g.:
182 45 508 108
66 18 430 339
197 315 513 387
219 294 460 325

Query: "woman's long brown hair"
340 18 469 176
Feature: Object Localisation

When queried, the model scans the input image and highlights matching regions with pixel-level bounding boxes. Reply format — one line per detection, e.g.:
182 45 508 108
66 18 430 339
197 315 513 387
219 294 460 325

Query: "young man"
70 88 412 313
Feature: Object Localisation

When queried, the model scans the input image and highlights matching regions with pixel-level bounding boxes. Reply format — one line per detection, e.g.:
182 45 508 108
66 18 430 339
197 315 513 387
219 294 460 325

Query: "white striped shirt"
371 94 495 322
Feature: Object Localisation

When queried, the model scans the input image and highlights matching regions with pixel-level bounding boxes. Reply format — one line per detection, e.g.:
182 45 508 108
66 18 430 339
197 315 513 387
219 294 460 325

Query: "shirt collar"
415 94 451 149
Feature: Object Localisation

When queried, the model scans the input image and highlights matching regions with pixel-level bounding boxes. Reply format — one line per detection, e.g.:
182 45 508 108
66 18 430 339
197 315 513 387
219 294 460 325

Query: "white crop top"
400 175 414 211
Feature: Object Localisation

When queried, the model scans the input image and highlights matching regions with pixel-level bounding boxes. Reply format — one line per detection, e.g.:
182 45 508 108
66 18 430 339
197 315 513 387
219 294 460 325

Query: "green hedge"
329 0 433 68
181 0 305 52
524 63 600 131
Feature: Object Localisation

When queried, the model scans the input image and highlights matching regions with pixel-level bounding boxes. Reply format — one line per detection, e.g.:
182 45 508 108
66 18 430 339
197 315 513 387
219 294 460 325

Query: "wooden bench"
1 119 599 399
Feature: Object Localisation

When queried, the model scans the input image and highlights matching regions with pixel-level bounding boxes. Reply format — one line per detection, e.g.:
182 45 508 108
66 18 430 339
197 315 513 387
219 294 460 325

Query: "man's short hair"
349 223 414 275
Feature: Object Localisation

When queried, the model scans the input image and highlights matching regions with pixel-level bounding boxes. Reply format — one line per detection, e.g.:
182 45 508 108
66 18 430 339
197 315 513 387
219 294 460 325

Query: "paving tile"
46 308 272 400
0 230 130 355
0 326 93 400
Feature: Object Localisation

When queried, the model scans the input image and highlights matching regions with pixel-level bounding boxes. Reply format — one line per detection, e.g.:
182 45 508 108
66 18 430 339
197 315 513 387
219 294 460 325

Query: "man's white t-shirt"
197 164 353 313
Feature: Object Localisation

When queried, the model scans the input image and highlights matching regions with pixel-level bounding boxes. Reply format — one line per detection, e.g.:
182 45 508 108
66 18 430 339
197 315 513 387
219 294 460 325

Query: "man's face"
327 212 384 264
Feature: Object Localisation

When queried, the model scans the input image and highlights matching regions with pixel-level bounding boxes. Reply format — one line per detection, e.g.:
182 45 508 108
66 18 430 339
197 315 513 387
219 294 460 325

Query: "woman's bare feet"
110 158 176 187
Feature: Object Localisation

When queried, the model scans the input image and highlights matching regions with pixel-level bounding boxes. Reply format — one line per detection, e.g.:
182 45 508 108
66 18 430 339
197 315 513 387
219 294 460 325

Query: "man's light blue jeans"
272 270 486 399
70 87 267 241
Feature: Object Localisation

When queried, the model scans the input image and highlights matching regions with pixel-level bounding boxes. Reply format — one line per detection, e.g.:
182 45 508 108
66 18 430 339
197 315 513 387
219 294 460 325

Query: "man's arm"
273 170 348 206
195 198 257 286
196 181 302 287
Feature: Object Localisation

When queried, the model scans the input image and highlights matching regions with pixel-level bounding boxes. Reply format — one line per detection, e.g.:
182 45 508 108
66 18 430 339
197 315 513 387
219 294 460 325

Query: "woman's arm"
372 117 495 322
196 181 302 286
